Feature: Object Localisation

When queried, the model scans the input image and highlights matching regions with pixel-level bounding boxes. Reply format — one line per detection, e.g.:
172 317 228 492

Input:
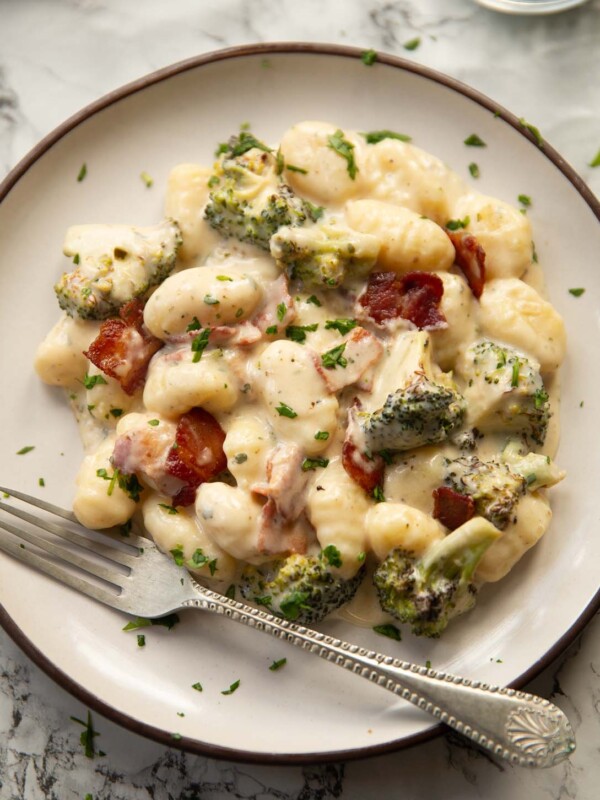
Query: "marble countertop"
1 1 599 798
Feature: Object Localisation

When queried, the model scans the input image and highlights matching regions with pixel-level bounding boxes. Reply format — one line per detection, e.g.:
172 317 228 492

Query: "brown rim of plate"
0 41 599 765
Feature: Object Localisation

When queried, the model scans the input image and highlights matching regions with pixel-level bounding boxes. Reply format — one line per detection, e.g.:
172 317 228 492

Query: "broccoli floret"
443 455 526 530
270 221 380 287
359 373 466 453
501 439 565 491
55 219 181 319
203 135 320 250
373 517 500 637
460 340 550 445
240 549 364 624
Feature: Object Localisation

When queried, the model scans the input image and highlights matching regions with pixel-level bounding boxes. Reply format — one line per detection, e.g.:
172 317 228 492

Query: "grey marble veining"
1 1 599 798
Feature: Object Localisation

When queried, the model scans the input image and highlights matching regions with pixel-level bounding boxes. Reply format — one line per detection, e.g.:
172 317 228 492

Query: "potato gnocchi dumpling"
36 121 566 635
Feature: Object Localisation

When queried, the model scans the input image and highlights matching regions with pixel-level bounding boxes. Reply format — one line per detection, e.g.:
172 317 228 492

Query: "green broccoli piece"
203 134 320 250
373 517 500 637
240 549 364 624
443 455 526 530
55 218 181 319
501 439 565 491
270 221 380 287
359 373 466 453
460 340 550 445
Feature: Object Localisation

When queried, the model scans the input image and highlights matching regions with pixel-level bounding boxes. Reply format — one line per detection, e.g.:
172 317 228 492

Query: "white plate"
1 44 599 762
475 0 590 14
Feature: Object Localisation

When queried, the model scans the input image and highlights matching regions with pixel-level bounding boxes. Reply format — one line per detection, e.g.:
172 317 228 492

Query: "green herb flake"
446 216 470 231
186 316 202 332
322 544 342 568
276 302 287 321
511 359 521 388
275 148 284 175
321 343 347 369
361 49 377 66
327 129 358 179
204 294 220 305
85 795 94 800
234 452 248 464
532 243 538 263
225 584 236 600
123 613 180 632
518 194 532 207
373 623 402 641
216 274 233 281
589 149 600 168
147 419 160 426
403 37 421 51
286 163 308 174
192 682 203 692
158 503 179 514
425 660 432 669
140 171 153 188
569 287 585 297
361 130 412 145
372 485 385 503
302 457 330 472
73 253 80 265
265 325 278 335
77 163 87 182
38 477 45 487
464 134 486 148
325 318 357 336
109 408 123 418
519 117 544 148
70 711 100 759
16 446 35 455
269 658 287 671
83 373 108 390
306 294 322 306
171 733 182 741
221 679 241 696
285 323 318 343
170 544 185 566
314 430 330 441
137 634 146 647
357 552 366 563
275 402 298 418
191 328 211 363
468 162 480 178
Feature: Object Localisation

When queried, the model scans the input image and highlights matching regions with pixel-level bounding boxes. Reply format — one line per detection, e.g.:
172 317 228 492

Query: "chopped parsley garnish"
532 243 538 263
96 467 142 501
314 430 329 441
464 134 486 147
192 682 203 692
16 446 35 455
216 274 233 281
357 552 366 564
38 477 45 487
306 294 322 306
589 149 600 168
188 548 218 575
275 402 298 418
140 171 153 188
569 287 585 297
446 216 470 231
468 162 480 178
276 148 284 175
235 307 244 318
158 503 179 514
425 659 432 669
234 452 248 464
171 733 182 741
83 373 108 390
269 658 287 671
147 419 160 426
325 318 357 335
403 37 421 51
285 323 318 343
122 614 180 631
203 294 220 305
73 253 80 265
321 544 342 568
372 485 385 503
511 359 521 387
519 117 544 148
186 316 202 331
170 544 185 566
327 129 358 179
70 711 101 759
373 623 402 641
109 408 123 418
321 343 347 369
518 194 532 207
361 130 412 145
301 457 329 471
265 325 278 335
77 163 87 182
305 200 324 220
221 679 241 695
286 164 308 174
276 302 287 321
137 634 146 647
225 584 236 600
191 328 211 362
224 131 271 158
361 49 377 66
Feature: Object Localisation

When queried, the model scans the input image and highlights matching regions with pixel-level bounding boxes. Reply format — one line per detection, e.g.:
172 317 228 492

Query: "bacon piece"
257 499 309 557
112 419 184 498
446 230 486 299
251 274 296 333
432 486 475 530
252 442 310 521
84 299 163 395
315 327 384 393
341 405 385 494
358 272 447 329
166 408 227 506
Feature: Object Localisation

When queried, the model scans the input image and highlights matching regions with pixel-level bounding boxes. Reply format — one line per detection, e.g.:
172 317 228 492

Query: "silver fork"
0 487 575 768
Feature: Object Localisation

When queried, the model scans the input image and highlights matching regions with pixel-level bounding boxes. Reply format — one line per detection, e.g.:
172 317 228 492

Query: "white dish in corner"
0 43 599 763
475 0 590 14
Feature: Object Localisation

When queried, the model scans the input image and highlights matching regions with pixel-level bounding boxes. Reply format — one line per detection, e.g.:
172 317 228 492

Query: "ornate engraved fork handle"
184 585 575 768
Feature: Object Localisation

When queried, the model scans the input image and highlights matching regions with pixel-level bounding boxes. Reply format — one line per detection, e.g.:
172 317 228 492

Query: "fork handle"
183 586 574 768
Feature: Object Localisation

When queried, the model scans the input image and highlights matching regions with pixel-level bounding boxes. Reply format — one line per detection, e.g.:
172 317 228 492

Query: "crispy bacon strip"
315 327 384 393
257 499 309 557
446 230 486 299
341 404 385 494
166 408 227 506
358 271 447 329
84 299 163 395
432 486 475 530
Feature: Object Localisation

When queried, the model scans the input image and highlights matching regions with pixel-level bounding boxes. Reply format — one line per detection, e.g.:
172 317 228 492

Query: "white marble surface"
1 1 599 798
